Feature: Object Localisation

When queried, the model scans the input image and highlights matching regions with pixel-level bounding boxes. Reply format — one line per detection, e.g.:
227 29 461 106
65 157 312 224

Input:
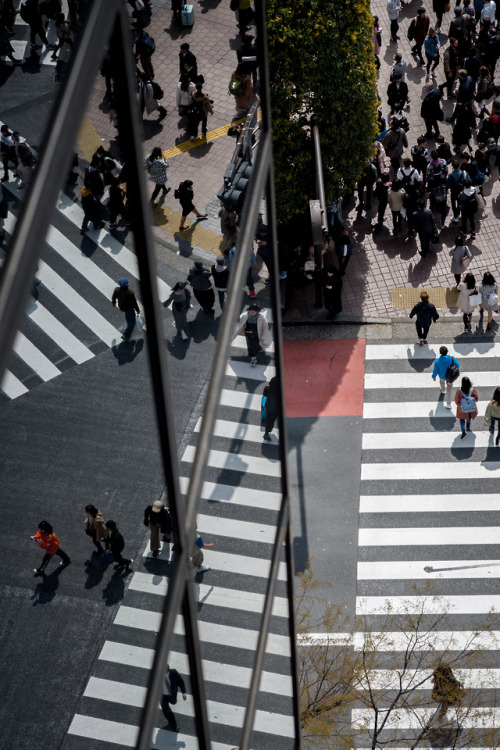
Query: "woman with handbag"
457 272 480 333
449 234 472 286
454 375 479 439
84 505 107 554
479 271 498 330
163 281 192 341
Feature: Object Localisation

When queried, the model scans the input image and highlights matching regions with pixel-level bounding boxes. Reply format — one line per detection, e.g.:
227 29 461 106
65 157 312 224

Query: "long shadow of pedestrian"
84 554 106 590
31 568 62 605
191 309 217 344
111 338 145 365
450 432 476 459
80 234 98 258
102 569 127 606
166 334 191 360
481 445 500 469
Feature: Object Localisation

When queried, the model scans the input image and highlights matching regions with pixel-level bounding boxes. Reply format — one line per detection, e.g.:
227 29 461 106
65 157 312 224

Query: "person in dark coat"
187 260 215 313
161 664 187 730
421 84 444 139
409 8 430 65
262 376 279 441
387 74 409 114
178 42 197 78
335 225 353 275
322 266 343 319
211 256 230 310
410 290 439 345
177 180 207 230
163 281 192 340
413 200 437 257
104 520 133 572
112 276 140 341
144 500 171 557
80 187 103 234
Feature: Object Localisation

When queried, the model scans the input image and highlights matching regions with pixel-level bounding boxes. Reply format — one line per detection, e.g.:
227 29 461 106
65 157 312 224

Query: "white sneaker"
445 403 452 409
196 564 210 574
440 389 446 395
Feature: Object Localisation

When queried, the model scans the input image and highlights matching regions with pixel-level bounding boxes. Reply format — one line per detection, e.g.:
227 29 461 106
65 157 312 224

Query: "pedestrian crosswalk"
0 0 69 67
356 339 500 747
0 187 170 400
65 306 296 748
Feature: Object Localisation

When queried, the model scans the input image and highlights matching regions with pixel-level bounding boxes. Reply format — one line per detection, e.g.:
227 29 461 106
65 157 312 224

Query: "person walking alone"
31 520 71 576
145 147 170 206
104 520 133 572
449 235 472 286
112 277 140 342
410 290 439 345
163 282 192 341
432 345 459 409
484 388 500 446
144 500 171 558
262 376 279 441
211 256 230 310
387 0 402 43
84 505 107 555
235 304 272 366
161 665 187 731
454 375 479 439
176 180 207 230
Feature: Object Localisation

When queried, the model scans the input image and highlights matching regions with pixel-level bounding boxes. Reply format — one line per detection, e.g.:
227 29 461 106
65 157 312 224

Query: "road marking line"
114 605 291 656
361 461 500 481
141 546 287 580
358 559 500 580
365 371 500 389
353 706 500 730
0 369 28 399
362 431 495 450
356 594 500 615
182 444 281 478
98 641 293 696
194 417 279 445
226 359 276 382
12 330 60 381
178 476 282 511
84 677 295 736
363 401 487 418
220 388 262 411
359 526 500 546
25 297 94 364
365 342 500 360
129 571 288 616
359 494 500 513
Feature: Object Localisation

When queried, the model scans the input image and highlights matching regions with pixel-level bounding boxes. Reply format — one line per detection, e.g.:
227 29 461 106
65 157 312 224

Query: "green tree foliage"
267 0 378 224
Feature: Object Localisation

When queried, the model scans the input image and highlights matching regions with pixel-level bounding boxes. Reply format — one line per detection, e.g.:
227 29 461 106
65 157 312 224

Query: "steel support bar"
311 117 327 310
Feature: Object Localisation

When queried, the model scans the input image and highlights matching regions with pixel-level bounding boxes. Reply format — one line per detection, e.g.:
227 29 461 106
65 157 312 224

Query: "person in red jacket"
31 520 71 576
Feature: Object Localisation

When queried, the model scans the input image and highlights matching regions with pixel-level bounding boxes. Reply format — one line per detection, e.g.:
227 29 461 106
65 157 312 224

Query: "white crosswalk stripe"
358 338 500 745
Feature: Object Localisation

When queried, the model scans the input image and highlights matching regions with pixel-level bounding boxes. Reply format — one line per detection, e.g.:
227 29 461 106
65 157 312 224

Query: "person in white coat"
138 73 167 122
234 304 272 366
457 272 478 333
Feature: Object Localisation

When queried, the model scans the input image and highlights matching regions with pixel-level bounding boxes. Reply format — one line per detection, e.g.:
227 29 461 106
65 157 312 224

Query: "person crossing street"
111 277 141 342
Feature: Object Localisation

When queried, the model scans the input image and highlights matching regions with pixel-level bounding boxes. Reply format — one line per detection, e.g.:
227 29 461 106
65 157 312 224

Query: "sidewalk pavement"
80 0 500 323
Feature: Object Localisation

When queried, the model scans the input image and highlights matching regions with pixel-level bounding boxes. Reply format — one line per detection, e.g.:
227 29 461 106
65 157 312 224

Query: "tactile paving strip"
392 287 460 309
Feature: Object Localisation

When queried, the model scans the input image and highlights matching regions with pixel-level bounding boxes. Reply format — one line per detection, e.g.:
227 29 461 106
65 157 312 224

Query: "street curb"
283 315 394 327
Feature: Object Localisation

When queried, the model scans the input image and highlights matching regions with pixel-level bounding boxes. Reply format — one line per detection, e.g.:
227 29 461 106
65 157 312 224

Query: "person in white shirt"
481 0 496 22
387 0 402 42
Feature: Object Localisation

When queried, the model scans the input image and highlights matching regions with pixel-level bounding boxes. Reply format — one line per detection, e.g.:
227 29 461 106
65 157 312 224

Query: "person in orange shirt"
31 520 71 576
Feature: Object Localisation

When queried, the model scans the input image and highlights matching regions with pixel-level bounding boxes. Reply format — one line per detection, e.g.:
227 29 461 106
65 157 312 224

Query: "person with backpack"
145 147 169 206
447 158 466 222
421 83 444 138
176 179 207 230
457 271 479 332
397 158 422 235
460 151 484 187
411 135 431 182
134 27 156 80
409 290 439 345
188 82 213 139
409 7 430 66
383 116 408 173
137 72 167 122
449 234 472 286
457 177 479 238
432 345 460 408
454 375 479 438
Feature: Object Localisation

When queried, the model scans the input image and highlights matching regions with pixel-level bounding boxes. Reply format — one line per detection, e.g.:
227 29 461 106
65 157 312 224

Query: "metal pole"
310 116 327 310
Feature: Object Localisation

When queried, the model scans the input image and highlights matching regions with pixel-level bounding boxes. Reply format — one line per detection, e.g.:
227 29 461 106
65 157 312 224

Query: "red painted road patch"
283 339 366 417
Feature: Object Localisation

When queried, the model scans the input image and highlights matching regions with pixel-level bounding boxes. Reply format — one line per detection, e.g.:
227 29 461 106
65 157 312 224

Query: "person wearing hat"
111 277 141 341
144 500 172 557
163 281 192 340
211 256 230 310
234 304 272 366
187 260 215 313
409 8 430 66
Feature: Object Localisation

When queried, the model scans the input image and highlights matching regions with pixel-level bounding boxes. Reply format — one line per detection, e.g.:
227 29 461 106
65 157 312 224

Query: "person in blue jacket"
410 290 439 345
432 345 460 409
